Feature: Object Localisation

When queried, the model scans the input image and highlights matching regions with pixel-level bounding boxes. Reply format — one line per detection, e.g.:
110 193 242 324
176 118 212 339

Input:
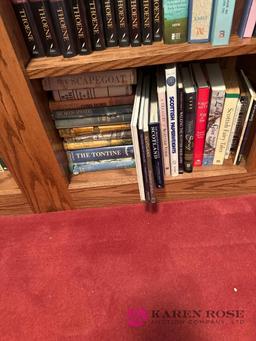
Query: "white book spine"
165 65 179 176
225 99 242 159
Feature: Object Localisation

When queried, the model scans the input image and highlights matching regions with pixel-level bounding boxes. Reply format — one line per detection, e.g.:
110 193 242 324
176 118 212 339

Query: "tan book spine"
64 138 133 150
58 124 131 137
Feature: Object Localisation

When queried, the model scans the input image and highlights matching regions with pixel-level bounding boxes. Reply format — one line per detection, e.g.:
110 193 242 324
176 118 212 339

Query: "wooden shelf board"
69 159 247 190
27 36 256 79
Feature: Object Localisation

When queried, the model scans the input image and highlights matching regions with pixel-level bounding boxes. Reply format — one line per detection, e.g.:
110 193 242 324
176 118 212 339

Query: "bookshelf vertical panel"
0 10 73 213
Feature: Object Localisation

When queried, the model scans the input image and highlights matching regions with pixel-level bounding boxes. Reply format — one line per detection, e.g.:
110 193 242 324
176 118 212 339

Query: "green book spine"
163 0 189 44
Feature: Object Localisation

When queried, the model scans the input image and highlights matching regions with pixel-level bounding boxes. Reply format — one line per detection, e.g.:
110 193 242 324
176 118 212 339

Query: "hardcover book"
85 0 105 50
192 63 210 166
238 0 255 37
101 0 118 47
163 0 189 44
12 0 45 57
140 0 153 44
29 0 60 56
64 130 132 142
70 158 135 174
243 0 256 37
210 0 236 46
58 124 131 137
213 69 240 165
42 69 137 90
127 0 141 46
188 0 214 43
152 0 163 41
231 0 246 34
64 138 132 150
203 63 226 166
115 0 130 46
48 0 77 57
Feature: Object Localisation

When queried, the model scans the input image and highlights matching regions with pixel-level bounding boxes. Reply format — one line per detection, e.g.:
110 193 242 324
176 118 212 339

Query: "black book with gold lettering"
152 0 162 41
140 0 153 45
68 0 92 55
11 0 45 57
115 0 130 47
127 0 141 46
49 0 77 57
85 0 106 50
29 0 60 56
101 0 118 47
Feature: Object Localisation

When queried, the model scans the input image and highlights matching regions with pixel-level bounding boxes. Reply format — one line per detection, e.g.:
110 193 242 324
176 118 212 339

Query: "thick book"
29 0 60 56
64 138 132 149
85 0 105 50
69 158 135 174
69 0 92 55
152 0 163 41
127 0 141 46
149 81 164 188
232 0 247 34
115 0 130 46
163 0 189 44
42 69 137 91
181 66 197 173
49 95 135 111
101 0 118 47
156 68 171 176
48 0 77 57
210 0 236 46
192 63 210 167
177 69 184 173
213 69 240 165
58 124 131 137
165 64 178 176
11 0 45 57
55 113 132 128
188 0 214 43
52 104 133 119
238 0 255 37
64 130 132 142
52 85 133 101
203 63 226 166
140 0 153 44
67 145 134 162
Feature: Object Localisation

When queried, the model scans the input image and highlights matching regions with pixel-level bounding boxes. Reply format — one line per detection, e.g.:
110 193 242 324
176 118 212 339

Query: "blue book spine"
210 0 237 46
238 0 253 37
67 145 134 163
70 158 135 174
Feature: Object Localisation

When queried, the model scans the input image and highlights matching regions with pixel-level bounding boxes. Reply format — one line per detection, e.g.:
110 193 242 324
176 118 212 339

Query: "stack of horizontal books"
43 68 137 175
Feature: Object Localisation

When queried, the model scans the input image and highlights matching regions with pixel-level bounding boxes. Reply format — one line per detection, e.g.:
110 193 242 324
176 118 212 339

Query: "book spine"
188 0 214 42
149 123 164 188
210 0 236 46
69 0 92 55
140 0 153 44
243 0 256 37
231 0 246 34
163 0 189 44
55 113 132 128
238 0 253 37
115 0 130 46
193 87 210 166
144 131 157 203
42 69 137 90
29 0 60 56
12 0 45 57
48 0 77 57
70 158 135 174
64 138 133 150
177 84 184 173
231 95 249 152
86 0 106 50
127 0 141 46
225 99 242 159
152 0 163 41
203 89 225 166
139 130 151 202
101 0 118 47
213 95 239 165
58 124 131 137
64 130 132 142
236 99 256 164
67 145 134 162
184 92 197 172
165 65 179 176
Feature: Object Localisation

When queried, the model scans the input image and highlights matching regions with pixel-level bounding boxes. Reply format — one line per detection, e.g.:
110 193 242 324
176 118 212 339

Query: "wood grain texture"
0 11 73 213
27 36 256 79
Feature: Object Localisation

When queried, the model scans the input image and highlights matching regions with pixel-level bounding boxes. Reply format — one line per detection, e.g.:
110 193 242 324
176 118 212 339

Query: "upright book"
127 0 141 46
140 0 153 44
152 0 163 41
177 69 185 173
85 0 105 50
238 0 256 38
101 0 118 47
163 0 189 44
115 0 130 46
188 0 214 43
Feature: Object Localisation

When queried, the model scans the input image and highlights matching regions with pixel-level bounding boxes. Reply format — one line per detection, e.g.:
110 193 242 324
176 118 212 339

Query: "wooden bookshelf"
27 36 256 79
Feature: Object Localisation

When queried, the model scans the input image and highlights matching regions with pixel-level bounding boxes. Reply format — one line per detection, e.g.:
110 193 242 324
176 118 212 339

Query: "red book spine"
193 87 210 166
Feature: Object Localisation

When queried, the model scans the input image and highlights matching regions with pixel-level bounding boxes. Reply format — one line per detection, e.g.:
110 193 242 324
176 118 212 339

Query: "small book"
163 0 189 44
127 0 141 46
152 0 163 41
140 0 153 45
180 66 197 173
101 0 118 47
85 0 105 50
188 0 214 43
238 0 256 38
191 63 210 166
115 0 130 47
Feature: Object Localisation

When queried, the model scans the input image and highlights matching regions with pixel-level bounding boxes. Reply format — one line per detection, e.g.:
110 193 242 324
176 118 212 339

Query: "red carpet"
0 195 256 341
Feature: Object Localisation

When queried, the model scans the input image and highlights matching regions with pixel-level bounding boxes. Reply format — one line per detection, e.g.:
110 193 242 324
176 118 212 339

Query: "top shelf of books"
26 36 256 80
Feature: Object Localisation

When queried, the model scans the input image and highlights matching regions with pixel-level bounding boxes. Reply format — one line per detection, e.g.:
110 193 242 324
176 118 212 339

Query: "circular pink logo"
127 308 148 327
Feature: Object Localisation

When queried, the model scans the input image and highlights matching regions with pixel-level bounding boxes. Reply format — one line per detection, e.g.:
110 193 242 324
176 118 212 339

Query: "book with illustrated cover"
70 158 135 174
12 0 45 57
85 0 105 50
177 69 184 173
101 0 118 47
29 0 60 56
115 0 130 46
127 0 141 46
140 0 153 44
163 0 189 44
152 0 163 41
64 138 132 150
58 124 131 137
